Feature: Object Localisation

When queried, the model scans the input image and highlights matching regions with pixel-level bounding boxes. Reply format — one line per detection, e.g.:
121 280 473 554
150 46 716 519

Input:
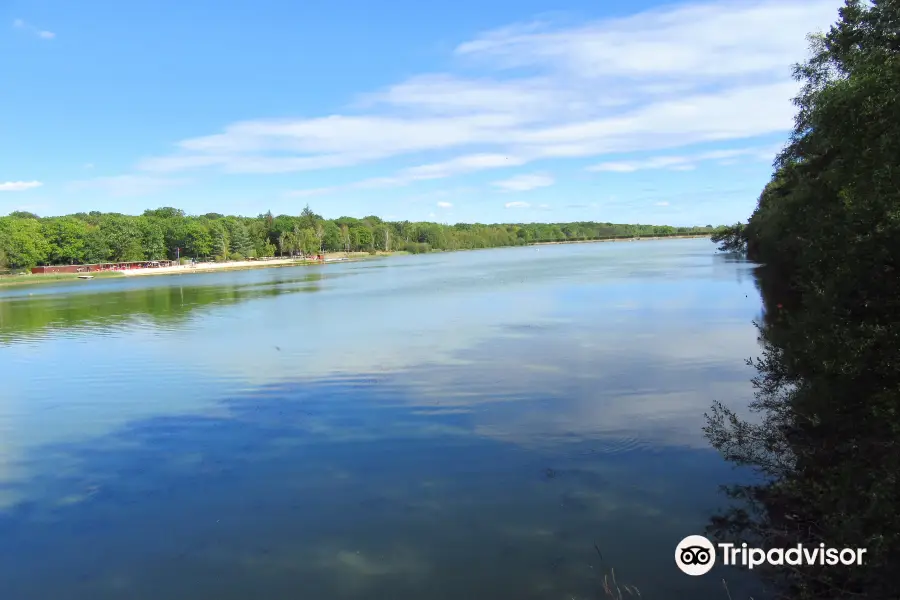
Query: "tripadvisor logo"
675 535 867 576
675 535 717 576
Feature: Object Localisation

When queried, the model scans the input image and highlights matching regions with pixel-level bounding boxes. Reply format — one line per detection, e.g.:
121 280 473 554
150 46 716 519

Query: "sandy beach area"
119 252 377 277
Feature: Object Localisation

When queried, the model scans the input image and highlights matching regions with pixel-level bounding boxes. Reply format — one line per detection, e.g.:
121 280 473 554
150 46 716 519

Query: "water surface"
0 239 763 599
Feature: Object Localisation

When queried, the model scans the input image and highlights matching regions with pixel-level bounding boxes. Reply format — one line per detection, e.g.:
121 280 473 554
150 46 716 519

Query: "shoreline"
531 234 711 245
119 251 386 278
1 235 712 288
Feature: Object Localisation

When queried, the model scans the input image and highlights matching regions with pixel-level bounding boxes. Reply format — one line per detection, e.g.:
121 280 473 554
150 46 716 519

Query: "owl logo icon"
675 535 716 576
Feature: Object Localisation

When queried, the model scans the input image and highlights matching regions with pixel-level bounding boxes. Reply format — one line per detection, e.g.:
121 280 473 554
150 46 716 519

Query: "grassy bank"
0 271 125 288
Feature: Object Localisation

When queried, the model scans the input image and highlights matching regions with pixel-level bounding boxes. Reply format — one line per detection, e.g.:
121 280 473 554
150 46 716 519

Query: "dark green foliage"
0 208 713 266
0 217 50 269
8 211 40 220
82 227 111 264
403 242 431 254
705 2 900 598
143 207 185 219
41 217 89 265
710 223 747 253
224 218 253 257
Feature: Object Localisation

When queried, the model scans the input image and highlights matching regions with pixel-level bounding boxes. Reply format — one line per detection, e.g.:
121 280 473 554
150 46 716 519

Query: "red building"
31 261 174 274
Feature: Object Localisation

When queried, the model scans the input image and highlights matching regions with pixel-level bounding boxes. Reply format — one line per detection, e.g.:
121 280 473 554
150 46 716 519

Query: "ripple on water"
0 240 760 600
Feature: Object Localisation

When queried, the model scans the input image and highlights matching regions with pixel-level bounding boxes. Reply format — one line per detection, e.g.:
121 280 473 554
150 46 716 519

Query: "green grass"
0 271 125 288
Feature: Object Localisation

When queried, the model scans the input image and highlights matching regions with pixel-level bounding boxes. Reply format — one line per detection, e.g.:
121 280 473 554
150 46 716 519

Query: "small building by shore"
31 260 175 274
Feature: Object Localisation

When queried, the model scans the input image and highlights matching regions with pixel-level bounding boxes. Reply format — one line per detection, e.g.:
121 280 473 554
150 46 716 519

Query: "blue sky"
2 0 843 225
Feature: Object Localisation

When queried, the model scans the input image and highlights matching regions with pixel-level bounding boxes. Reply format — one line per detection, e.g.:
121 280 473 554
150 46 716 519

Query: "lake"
0 238 765 600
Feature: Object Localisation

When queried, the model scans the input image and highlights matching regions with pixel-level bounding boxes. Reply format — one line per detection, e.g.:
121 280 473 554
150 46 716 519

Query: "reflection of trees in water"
704 266 897 600
0 273 324 343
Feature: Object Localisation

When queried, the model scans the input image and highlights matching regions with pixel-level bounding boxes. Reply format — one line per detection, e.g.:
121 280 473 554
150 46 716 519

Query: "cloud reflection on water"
0 240 765 599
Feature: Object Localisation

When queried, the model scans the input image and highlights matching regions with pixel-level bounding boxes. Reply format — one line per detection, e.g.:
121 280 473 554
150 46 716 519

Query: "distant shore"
531 234 711 246
0 252 392 288
119 251 388 277
0 235 712 288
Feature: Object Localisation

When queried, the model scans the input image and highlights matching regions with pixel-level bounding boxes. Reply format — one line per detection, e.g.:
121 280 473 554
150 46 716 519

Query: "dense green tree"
705 2 900 598
8 211 40 220
139 218 167 260
143 207 185 219
710 223 747 253
42 217 89 265
225 219 253 257
353 225 374 251
0 217 50 269
82 226 111 264
99 215 144 261
321 222 341 252
299 205 321 230
208 220 230 259
2 204 714 268
181 219 213 258
298 227 319 255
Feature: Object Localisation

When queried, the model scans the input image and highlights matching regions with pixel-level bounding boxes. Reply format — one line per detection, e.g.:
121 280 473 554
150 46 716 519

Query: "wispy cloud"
492 173 554 192
587 145 780 172
13 18 54 39
436 201 453 209
67 175 187 197
287 153 525 197
505 201 531 209
0 181 43 192
655 201 671 206
118 0 836 193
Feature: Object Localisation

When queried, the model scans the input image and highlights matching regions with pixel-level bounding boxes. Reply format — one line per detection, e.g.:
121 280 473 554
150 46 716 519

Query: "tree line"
707 2 898 598
0 205 714 270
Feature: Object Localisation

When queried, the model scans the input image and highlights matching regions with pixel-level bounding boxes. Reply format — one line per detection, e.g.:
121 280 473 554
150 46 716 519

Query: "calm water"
0 239 764 600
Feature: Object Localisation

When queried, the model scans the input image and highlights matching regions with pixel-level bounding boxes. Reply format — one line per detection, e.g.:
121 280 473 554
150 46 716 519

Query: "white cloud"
655 201 670 206
587 145 780 172
492 173 554 192
436 201 453 209
0 181 43 192
67 175 186 197
359 74 600 119
593 163 638 173
12 19 54 39
122 0 838 192
455 1 832 79
287 153 525 197
505 201 531 209
401 153 526 180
